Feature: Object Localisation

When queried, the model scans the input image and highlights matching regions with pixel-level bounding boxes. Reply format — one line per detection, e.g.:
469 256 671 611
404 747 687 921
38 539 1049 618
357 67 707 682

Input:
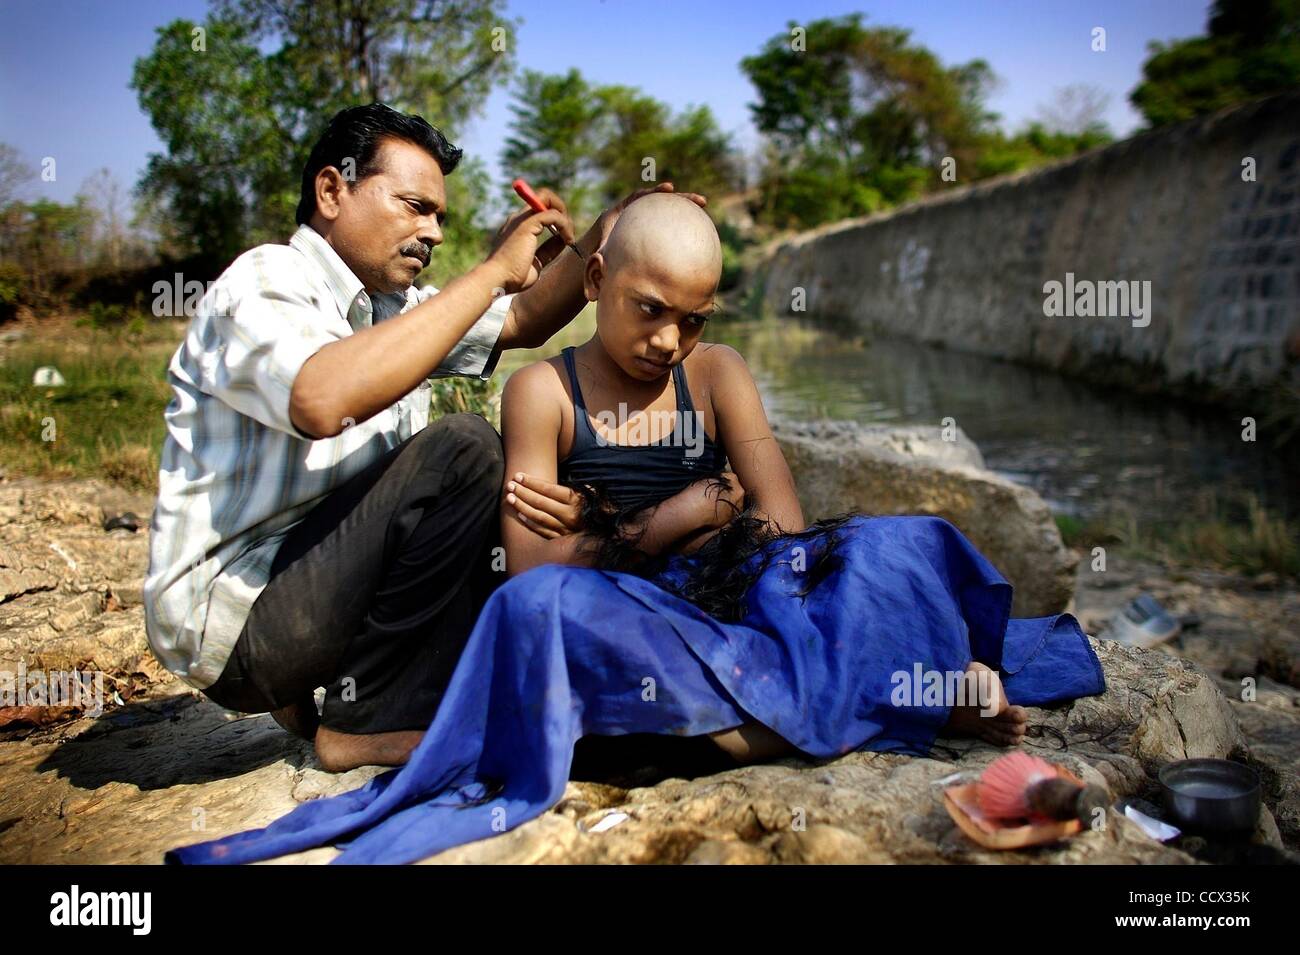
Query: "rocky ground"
0 476 1296 864
1073 555 1300 852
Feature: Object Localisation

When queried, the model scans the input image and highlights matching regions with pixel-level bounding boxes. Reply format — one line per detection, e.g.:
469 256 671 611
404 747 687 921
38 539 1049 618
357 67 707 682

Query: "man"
144 102 703 772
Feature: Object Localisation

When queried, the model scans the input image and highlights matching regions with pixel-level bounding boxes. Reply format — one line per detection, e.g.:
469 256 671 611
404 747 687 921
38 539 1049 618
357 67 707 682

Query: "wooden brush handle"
1028 779 1110 823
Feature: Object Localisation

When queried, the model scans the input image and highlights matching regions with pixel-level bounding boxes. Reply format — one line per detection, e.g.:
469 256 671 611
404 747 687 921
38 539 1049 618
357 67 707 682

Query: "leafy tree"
1 199 95 297
588 84 673 211
1131 0 1300 127
132 0 517 264
132 16 309 263
215 0 515 126
595 94 738 207
0 146 153 314
0 144 36 281
501 69 605 218
78 168 135 271
501 70 738 223
751 146 886 230
971 85 1114 180
972 123 1113 180
0 143 34 211
741 15 998 227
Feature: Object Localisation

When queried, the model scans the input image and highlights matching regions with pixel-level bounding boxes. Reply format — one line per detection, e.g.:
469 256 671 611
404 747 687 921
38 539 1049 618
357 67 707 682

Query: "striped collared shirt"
144 224 511 689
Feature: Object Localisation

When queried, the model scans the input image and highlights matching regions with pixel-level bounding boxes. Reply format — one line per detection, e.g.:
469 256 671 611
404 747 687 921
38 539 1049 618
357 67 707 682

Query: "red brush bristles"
976 751 1063 821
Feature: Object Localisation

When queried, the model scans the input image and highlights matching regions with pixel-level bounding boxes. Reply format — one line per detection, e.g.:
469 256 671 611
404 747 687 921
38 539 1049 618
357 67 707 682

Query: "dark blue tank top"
557 346 727 513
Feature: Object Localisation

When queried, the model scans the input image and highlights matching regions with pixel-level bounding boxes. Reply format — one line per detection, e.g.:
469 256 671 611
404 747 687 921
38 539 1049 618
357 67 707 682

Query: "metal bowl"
1158 758 1260 833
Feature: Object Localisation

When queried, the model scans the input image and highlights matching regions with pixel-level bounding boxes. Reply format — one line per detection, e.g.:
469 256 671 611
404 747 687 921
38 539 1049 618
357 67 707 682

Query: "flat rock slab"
775 421 1077 617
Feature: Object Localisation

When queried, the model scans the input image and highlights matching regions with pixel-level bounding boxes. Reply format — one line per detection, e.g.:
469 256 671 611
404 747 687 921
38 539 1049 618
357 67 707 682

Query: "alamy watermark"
591 406 706 459
49 885 150 935
1042 272 1151 328
890 663 997 716
1 662 105 717
152 273 233 318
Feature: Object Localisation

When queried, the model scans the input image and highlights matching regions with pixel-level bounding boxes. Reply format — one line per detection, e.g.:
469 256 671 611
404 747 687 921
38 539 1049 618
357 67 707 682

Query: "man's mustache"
400 242 432 266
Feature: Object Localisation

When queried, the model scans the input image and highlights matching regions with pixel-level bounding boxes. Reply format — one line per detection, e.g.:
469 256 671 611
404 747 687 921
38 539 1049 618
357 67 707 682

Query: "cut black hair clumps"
568 472 858 622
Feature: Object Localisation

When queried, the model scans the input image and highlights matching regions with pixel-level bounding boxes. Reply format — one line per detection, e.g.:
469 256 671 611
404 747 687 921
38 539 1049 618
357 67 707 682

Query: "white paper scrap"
587 811 629 833
1124 805 1181 842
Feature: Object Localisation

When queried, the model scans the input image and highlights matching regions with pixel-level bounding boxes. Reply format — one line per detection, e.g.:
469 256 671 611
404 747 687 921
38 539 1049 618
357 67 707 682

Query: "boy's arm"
707 344 806 533
622 474 744 554
502 370 745 572
497 237 596 350
509 471 745 557
500 363 596 577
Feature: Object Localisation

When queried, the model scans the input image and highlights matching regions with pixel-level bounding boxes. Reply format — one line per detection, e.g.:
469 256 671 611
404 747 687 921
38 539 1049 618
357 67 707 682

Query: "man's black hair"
296 103 463 225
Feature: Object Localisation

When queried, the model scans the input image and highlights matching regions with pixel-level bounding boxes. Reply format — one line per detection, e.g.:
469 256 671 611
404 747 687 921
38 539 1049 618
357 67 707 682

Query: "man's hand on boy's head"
505 472 584 539
584 182 708 255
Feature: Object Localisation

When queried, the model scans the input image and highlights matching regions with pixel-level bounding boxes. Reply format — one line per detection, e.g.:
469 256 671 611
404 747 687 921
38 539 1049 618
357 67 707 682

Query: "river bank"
749 92 1300 421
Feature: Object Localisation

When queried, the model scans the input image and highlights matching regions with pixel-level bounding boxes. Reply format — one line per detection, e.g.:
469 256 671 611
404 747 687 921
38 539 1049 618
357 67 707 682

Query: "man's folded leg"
201 413 506 769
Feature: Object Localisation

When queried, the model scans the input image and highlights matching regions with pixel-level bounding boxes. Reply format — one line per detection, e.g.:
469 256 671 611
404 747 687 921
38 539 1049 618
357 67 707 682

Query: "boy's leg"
706 722 797 764
202 413 505 770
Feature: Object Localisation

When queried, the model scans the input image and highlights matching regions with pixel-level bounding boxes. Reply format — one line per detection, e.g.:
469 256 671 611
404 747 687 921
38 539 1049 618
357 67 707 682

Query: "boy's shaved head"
601 193 722 282
583 192 720 382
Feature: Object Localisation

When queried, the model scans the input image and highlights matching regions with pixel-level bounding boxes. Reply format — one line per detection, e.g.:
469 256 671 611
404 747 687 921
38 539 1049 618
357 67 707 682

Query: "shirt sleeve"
415 284 511 381
198 248 346 440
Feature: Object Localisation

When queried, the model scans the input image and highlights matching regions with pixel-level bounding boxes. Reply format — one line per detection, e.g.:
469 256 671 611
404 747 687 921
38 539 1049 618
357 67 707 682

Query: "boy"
499 194 1029 759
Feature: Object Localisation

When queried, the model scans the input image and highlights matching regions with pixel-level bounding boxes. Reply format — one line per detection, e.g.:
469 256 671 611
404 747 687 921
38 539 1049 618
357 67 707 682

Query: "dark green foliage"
1131 0 1300 127
131 1 517 262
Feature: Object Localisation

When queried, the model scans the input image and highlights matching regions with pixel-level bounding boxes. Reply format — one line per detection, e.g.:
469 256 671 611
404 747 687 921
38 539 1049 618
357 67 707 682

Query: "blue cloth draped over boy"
167 515 1105 865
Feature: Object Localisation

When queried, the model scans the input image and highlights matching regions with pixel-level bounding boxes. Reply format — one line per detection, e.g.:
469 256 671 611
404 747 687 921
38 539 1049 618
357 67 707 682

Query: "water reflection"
710 313 1296 529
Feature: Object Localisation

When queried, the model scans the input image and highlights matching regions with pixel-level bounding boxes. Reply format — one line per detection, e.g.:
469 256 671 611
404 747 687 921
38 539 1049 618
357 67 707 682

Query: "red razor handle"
511 178 583 261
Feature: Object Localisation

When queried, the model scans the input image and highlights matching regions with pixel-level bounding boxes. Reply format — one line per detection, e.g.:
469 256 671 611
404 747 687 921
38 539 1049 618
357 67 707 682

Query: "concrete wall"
756 92 1300 401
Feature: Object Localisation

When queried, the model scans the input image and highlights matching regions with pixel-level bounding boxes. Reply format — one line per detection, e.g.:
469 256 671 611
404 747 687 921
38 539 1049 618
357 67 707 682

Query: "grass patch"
1 311 502 489
0 317 181 492
430 377 499 430
1056 491 1299 579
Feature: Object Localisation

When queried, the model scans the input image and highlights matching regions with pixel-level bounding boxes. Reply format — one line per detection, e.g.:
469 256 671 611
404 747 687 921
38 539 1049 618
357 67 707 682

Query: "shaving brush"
977 751 1110 824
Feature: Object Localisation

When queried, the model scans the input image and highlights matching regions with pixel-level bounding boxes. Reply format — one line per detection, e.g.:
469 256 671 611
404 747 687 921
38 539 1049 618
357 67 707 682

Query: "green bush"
0 262 25 322
77 302 129 329
716 219 754 292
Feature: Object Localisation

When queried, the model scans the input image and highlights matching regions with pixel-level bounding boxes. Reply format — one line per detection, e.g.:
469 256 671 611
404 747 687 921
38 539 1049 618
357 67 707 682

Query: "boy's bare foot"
314 725 426 773
942 661 1028 746
270 693 320 741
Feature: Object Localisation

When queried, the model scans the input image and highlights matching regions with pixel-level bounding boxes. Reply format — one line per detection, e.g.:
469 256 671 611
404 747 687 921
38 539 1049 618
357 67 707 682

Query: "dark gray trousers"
202 413 505 734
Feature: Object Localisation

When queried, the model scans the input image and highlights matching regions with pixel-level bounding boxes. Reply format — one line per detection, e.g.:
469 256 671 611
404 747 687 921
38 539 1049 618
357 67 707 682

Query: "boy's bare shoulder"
501 357 568 418
692 341 753 383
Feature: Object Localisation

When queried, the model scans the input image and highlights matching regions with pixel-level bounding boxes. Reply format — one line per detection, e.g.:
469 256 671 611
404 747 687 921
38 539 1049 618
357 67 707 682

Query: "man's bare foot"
314 725 426 773
942 662 1028 747
707 720 797 765
270 693 320 741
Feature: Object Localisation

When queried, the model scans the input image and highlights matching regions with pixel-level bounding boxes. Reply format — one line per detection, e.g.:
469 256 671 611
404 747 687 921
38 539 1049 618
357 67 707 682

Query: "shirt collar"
289 224 372 329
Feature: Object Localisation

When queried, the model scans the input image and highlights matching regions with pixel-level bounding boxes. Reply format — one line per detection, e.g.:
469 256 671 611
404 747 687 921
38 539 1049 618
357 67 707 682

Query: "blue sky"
0 0 1209 206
